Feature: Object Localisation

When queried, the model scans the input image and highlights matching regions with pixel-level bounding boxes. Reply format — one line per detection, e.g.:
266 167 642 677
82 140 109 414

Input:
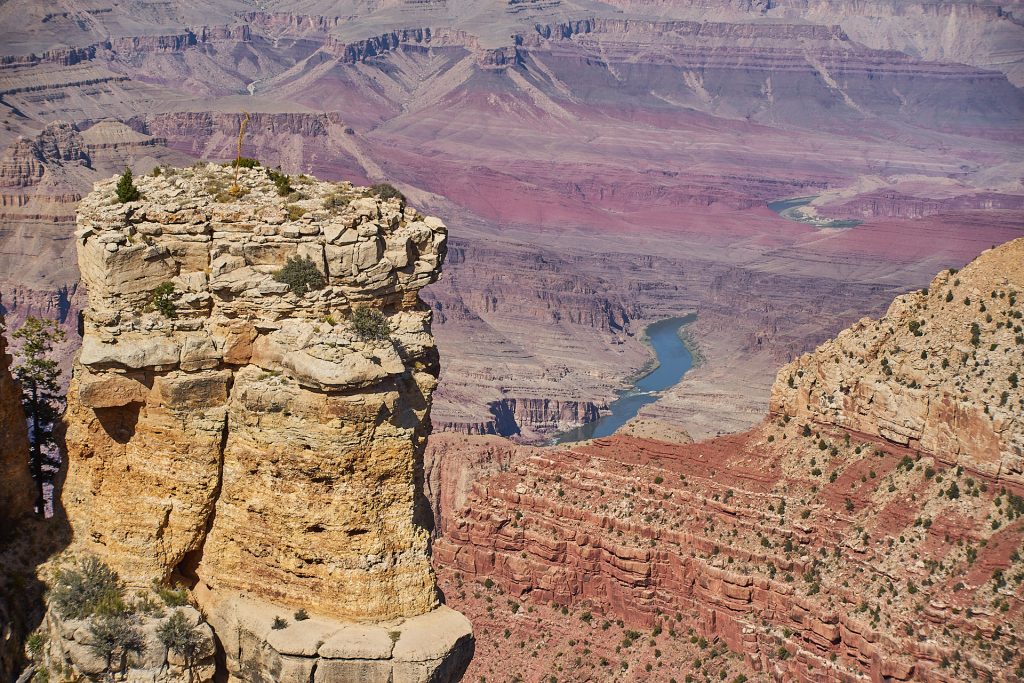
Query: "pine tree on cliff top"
115 166 140 203
12 316 65 516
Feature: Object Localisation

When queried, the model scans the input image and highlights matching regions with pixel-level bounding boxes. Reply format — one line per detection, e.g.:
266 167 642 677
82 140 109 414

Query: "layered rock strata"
772 238 1024 484
433 239 1024 682
60 165 471 681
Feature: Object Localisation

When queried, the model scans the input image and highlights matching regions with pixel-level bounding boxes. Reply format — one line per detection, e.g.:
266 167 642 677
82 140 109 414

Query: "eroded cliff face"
771 238 1024 484
59 165 471 682
433 239 1024 682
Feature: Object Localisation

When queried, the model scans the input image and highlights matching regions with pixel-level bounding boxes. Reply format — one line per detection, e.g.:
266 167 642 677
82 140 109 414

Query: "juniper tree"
115 167 141 203
12 317 65 515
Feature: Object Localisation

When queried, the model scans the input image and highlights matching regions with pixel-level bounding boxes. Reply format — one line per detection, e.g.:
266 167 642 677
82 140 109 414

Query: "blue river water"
553 315 696 443
767 196 862 228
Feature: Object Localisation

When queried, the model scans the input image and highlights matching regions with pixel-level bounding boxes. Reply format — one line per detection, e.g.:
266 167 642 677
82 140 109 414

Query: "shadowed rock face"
430 238 1024 682
60 166 472 682
0 309 31 526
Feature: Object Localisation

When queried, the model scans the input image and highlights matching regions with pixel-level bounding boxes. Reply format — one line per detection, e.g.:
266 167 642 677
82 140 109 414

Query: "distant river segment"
768 196 862 228
554 315 696 443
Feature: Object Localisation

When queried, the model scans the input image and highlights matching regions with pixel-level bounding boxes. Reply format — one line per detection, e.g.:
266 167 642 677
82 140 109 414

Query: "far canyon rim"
1 1 1024 681
1 0 1023 444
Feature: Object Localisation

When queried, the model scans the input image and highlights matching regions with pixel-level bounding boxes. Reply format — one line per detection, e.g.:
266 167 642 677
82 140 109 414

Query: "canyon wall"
432 238 1024 682
53 166 471 682
771 238 1024 483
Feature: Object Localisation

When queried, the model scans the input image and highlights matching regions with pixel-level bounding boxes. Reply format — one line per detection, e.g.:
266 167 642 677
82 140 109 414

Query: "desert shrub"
271 616 288 630
323 191 351 211
147 282 177 318
157 611 203 663
87 615 145 673
115 168 141 203
26 632 46 659
294 609 309 621
273 257 325 296
266 168 293 196
366 183 405 203
232 157 260 168
155 583 189 607
350 306 391 341
50 557 126 619
285 204 307 221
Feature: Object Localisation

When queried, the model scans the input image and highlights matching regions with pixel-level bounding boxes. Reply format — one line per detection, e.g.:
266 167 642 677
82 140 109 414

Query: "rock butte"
56 165 472 682
430 238 1024 682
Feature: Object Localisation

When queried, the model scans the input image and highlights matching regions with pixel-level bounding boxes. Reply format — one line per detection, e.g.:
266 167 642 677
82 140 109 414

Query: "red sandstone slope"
431 238 1024 682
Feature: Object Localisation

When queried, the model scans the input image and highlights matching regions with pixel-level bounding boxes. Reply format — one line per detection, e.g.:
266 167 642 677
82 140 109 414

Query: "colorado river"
554 315 696 443
768 196 862 228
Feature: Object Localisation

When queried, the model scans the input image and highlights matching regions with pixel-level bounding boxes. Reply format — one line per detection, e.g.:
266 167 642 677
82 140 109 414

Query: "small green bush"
155 583 189 607
116 167 141 203
232 157 260 168
271 616 288 630
148 282 177 318
273 256 325 296
50 557 126 619
350 306 391 341
87 614 145 673
26 632 46 659
266 168 293 196
294 608 309 621
157 611 203 663
366 183 405 203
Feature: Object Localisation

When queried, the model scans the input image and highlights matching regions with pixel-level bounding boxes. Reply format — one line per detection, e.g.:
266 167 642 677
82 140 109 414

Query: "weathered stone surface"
43 605 217 683
197 590 471 683
771 237 1024 483
60 167 471 682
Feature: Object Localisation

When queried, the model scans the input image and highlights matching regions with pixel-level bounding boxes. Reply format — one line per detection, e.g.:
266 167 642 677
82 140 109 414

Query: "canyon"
1 0 1023 442
430 238 1024 681
0 2 1023 681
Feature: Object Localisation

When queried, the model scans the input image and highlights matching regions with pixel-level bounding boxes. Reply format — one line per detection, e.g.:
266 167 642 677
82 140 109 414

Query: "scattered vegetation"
87 615 146 677
271 616 288 630
157 611 204 672
273 256 325 296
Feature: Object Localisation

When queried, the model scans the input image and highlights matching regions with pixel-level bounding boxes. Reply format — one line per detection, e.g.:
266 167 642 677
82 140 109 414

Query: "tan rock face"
771 237 1024 482
63 165 449 621
0 310 32 524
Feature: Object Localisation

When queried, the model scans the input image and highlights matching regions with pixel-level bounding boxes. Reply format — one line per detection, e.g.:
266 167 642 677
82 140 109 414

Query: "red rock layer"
435 424 1024 681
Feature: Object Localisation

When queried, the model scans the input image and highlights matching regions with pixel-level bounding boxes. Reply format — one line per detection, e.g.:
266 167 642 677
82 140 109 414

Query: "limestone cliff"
771 237 1024 483
56 164 472 682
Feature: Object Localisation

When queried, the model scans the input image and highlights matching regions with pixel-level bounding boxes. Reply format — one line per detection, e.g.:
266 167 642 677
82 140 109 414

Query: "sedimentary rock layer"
772 238 1024 484
432 239 1024 681
60 166 471 681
